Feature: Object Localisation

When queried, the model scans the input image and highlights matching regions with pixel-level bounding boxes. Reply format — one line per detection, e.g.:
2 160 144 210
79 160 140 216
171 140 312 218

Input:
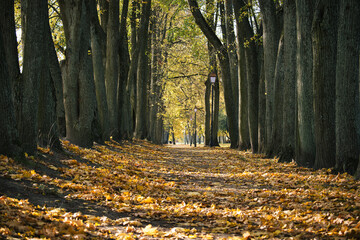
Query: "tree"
279 0 296 162
0 0 21 103
233 0 260 153
295 0 315 167
89 0 110 142
335 0 360 174
233 0 250 150
312 0 339 169
134 0 152 139
105 0 120 136
19 0 48 154
0 26 20 156
270 35 284 156
258 0 281 154
59 0 96 147
47 6 66 138
188 0 238 148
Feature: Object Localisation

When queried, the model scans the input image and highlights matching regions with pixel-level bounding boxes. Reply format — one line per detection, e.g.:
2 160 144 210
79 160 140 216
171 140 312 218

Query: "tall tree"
46 14 66 138
279 0 296 162
37 6 64 149
270 35 284 156
89 0 110 141
105 0 120 136
295 0 315 167
335 0 360 174
0 26 20 156
134 0 152 139
188 0 238 148
312 0 339 169
59 0 96 147
223 0 239 137
118 0 132 140
0 0 21 154
0 0 21 100
19 0 48 154
258 0 281 153
233 0 258 153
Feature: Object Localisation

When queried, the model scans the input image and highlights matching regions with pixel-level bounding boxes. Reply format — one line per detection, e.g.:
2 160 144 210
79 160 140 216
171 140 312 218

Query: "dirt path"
0 140 359 239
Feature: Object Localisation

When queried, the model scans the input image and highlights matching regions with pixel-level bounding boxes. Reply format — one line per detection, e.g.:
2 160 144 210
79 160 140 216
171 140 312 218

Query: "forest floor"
0 140 359 239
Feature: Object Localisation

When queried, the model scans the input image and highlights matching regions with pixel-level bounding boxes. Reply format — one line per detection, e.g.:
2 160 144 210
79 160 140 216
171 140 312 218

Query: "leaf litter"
0 140 359 239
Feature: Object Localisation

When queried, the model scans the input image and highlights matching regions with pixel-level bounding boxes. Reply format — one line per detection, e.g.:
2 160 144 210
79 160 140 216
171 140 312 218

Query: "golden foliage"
0 140 359 239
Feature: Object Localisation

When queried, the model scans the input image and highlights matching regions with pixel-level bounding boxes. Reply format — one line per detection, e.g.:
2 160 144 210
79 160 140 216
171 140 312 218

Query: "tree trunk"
20 0 48 154
295 0 315 167
0 0 21 102
270 35 284 157
59 0 96 147
188 0 238 148
38 13 61 149
258 50 266 153
335 0 360 174
89 0 110 142
105 0 119 136
0 28 20 156
233 0 250 150
46 17 66 138
118 0 131 140
134 0 151 139
258 0 281 153
224 0 239 135
0 0 21 156
127 0 140 130
312 0 339 169
234 0 260 153
279 0 297 162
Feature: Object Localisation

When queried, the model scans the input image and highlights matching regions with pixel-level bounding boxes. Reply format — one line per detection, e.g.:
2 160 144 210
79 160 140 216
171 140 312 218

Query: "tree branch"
187 0 223 50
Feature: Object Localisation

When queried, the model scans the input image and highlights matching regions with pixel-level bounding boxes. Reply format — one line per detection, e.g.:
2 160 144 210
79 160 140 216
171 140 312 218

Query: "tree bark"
224 0 239 135
312 0 339 169
279 0 297 162
46 18 66 138
59 0 96 147
118 0 132 140
0 0 22 155
105 0 120 136
233 0 250 150
258 49 266 153
258 0 281 153
295 0 315 167
20 0 48 154
270 35 284 157
0 28 20 156
335 0 360 174
89 0 110 142
0 0 21 100
134 0 151 139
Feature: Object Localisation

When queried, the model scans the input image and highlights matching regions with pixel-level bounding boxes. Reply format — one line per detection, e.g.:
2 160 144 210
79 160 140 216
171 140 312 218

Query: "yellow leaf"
142 224 158 236
243 231 251 239
141 197 155 204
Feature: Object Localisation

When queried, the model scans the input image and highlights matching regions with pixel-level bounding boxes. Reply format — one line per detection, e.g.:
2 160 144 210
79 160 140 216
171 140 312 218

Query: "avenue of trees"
188 0 360 177
0 0 359 178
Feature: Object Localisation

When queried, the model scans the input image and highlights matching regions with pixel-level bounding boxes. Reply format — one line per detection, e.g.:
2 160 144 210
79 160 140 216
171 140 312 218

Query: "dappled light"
1 140 359 239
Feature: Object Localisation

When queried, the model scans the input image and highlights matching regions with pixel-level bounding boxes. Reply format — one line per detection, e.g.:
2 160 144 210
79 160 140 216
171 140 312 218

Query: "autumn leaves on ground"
0 141 359 239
